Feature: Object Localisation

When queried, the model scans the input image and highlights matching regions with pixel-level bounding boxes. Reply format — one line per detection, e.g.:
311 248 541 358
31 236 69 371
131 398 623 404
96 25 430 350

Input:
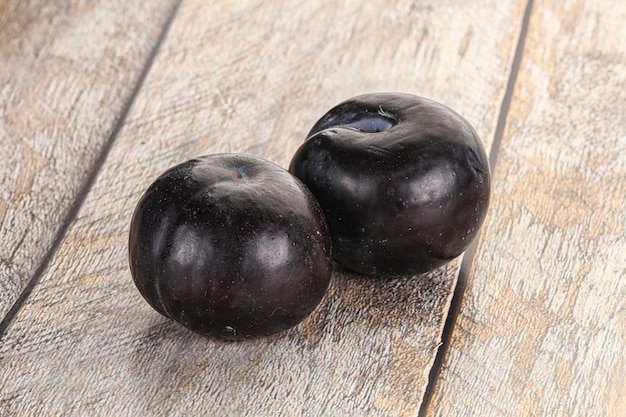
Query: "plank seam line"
417 0 534 415
0 0 183 339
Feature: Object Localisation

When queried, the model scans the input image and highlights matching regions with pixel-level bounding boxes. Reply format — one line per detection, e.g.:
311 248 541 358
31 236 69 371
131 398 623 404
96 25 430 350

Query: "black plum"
129 154 332 340
289 92 491 276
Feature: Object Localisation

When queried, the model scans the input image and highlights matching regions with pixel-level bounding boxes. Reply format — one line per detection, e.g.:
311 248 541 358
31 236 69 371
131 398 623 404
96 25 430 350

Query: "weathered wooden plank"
0 0 527 415
426 0 626 416
0 1 179 321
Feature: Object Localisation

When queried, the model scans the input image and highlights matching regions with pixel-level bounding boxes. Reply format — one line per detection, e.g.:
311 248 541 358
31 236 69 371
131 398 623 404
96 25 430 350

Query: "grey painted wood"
428 0 626 415
0 0 179 321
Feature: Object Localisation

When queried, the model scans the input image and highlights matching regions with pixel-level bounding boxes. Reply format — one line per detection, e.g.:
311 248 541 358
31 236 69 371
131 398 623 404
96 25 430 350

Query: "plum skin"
289 93 491 277
128 154 332 340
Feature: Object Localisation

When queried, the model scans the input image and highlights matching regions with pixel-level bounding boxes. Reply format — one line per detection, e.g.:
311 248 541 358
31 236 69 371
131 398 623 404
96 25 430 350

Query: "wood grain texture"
427 0 626 416
0 0 527 415
0 0 179 321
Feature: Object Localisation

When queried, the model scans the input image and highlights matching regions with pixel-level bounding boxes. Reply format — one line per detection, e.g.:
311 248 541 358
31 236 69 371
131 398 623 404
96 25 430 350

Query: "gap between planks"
417 0 535 415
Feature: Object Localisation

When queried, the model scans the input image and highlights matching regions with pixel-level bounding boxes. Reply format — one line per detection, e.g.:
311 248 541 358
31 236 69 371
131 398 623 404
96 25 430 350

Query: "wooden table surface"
1 1 624 416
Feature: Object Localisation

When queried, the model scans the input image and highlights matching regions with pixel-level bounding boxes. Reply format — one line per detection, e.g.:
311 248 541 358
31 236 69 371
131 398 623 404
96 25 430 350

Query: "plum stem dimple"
344 113 395 133
311 110 397 136
231 166 248 181
378 106 395 120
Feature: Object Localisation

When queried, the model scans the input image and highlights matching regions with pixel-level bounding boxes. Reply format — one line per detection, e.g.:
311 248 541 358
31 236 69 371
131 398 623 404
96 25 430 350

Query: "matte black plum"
129 154 332 340
289 93 491 276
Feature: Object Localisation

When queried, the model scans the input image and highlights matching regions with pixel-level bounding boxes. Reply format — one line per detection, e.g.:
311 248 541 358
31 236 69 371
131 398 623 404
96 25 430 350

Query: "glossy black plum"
129 154 332 340
289 93 491 276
